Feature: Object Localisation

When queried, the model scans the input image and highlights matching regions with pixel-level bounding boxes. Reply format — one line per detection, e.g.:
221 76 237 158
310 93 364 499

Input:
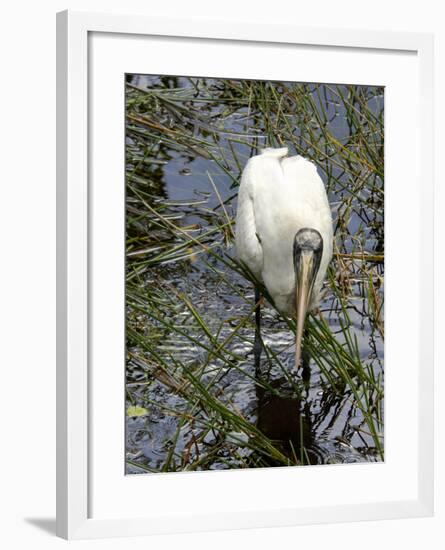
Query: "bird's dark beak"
294 249 315 370
293 229 323 371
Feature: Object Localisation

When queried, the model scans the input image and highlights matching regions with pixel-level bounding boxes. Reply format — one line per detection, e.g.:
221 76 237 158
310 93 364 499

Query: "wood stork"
235 147 333 373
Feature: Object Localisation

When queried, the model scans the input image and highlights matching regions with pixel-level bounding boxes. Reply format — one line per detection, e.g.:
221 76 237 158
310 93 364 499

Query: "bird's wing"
235 163 264 278
235 147 288 279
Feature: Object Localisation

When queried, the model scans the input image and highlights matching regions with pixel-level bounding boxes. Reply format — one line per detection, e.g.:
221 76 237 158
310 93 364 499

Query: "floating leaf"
127 405 149 417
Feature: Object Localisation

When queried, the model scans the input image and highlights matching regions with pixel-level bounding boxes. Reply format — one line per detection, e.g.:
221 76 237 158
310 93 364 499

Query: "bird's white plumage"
235 147 333 316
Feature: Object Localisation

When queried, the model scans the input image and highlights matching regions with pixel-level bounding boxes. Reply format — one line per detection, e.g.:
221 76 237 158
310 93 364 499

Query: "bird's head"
293 228 323 370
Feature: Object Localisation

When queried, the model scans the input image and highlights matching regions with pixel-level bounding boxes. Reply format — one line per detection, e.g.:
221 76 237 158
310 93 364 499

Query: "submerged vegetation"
125 76 384 473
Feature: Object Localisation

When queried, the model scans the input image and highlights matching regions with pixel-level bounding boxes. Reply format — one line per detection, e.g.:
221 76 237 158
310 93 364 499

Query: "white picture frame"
56 10 434 540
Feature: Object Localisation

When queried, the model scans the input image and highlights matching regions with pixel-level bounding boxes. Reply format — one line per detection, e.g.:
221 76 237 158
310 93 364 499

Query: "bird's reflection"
255 376 316 465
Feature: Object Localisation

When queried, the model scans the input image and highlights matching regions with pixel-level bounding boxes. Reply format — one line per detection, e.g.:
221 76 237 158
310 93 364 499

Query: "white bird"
235 147 333 372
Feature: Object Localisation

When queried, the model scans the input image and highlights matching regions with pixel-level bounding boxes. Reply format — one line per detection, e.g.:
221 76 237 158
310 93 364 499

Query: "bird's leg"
254 285 263 377
301 325 311 391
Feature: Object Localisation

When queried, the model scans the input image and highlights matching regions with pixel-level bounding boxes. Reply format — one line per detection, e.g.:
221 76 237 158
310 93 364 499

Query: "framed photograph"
56 10 434 539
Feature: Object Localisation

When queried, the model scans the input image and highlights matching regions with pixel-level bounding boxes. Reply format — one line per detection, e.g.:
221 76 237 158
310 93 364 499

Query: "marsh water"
125 76 384 473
